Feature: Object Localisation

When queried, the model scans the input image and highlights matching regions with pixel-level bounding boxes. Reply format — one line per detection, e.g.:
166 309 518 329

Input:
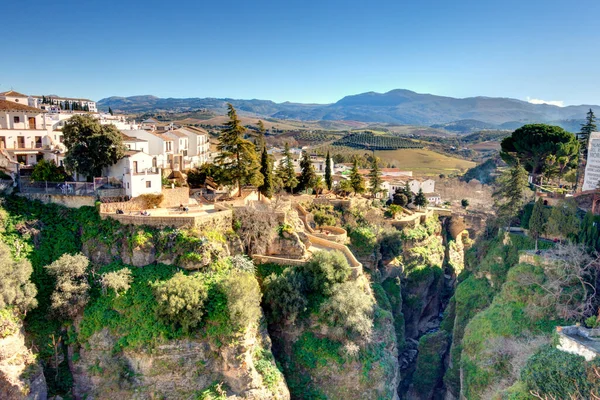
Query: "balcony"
124 167 160 175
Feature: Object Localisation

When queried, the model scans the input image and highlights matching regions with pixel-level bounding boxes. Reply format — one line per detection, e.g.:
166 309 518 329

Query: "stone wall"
311 226 347 244
101 209 233 230
160 187 190 208
17 193 95 208
557 326 600 361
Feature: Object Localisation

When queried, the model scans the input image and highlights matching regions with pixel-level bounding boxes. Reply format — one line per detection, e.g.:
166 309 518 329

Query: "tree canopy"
297 150 316 193
63 115 125 180
276 142 298 193
349 157 365 194
325 151 333 190
258 147 274 198
368 157 382 195
493 163 529 229
500 124 579 184
0 242 37 314
215 104 263 196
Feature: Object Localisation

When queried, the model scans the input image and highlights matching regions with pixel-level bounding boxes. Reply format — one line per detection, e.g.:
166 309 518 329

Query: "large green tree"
254 120 266 151
258 147 274 199
0 242 37 314
215 104 263 196
276 142 298 193
500 124 579 186
324 151 333 190
63 115 125 181
30 159 67 182
297 150 316 193
493 163 529 230
349 157 365 194
529 198 547 251
546 199 580 241
580 109 597 154
368 157 382 196
414 188 428 209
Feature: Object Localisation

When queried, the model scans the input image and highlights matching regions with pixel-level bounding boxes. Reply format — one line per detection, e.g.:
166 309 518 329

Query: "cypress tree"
325 151 332 190
349 157 365 194
215 103 263 196
276 142 298 193
368 157 382 196
414 188 428 209
254 120 266 151
528 198 546 251
258 147 273 199
493 163 529 230
108 106 114 116
580 109 597 153
298 150 316 193
403 182 413 204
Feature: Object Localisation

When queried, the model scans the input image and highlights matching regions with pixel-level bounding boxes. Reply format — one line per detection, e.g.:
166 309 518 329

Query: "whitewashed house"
179 126 211 165
104 151 161 198
123 130 175 170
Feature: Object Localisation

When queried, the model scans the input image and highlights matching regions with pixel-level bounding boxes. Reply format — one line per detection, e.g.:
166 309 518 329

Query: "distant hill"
98 89 598 129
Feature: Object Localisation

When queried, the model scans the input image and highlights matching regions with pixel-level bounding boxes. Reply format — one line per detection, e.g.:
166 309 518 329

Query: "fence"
20 177 125 197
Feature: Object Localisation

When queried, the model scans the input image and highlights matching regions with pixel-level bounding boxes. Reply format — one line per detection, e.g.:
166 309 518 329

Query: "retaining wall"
18 193 95 208
311 226 347 244
306 233 362 278
101 209 233 230
556 326 600 361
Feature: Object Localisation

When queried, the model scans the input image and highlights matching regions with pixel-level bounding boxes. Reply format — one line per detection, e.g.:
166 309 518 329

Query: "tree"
300 250 351 296
500 124 579 187
296 150 316 193
402 182 413 204
319 281 374 341
368 157 382 196
546 199 580 241
529 198 546 251
63 115 125 181
388 204 402 219
153 272 208 332
222 270 262 330
414 188 428 209
579 212 600 251
461 199 470 208
254 120 266 151
324 151 333 190
258 147 274 199
45 253 90 319
30 159 67 182
0 242 37 314
215 104 263 196
263 270 307 323
392 190 408 206
349 157 365 194
276 142 298 193
108 106 114 116
335 179 353 197
186 163 222 188
100 268 133 296
580 108 597 154
493 164 529 230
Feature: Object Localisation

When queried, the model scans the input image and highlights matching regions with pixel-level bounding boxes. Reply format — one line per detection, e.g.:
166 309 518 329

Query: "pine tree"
276 142 298 193
403 182 413 204
368 157 382 196
529 198 546 251
349 157 365 194
493 163 529 230
325 151 333 190
580 109 597 153
254 120 266 151
42 95 46 104
108 106 114 116
298 150 316 193
215 103 263 196
258 147 274 199
414 188 428 209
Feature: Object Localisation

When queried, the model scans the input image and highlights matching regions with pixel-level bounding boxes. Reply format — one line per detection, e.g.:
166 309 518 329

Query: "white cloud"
526 97 565 107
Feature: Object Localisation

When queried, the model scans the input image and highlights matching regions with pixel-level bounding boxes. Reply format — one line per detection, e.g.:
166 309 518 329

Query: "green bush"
313 211 335 227
100 268 133 296
0 241 38 313
45 253 90 319
300 251 351 296
153 272 208 332
349 226 378 257
319 281 375 341
138 193 164 209
263 270 307 323
0 307 19 338
222 270 262 331
378 229 402 260
412 331 449 394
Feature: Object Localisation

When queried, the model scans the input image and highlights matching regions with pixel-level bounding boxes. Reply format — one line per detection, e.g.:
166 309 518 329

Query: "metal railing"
21 177 125 197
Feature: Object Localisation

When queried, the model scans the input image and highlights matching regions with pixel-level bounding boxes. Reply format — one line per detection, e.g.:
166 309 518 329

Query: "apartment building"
28 95 97 113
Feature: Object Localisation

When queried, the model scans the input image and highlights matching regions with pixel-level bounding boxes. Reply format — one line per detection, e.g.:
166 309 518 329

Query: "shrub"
378 229 403 260
319 280 375 341
301 251 351 296
0 307 19 338
138 193 164 209
30 159 67 182
100 268 133 296
349 226 377 257
461 199 469 208
520 345 596 399
45 253 90 319
413 331 449 393
313 211 335 227
229 254 255 273
0 241 37 313
153 272 208 332
222 270 262 331
263 270 307 323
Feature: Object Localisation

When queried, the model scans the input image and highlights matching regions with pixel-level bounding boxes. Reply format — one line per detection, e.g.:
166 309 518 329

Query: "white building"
104 151 161 198
179 126 211 165
28 95 97 113
583 132 600 191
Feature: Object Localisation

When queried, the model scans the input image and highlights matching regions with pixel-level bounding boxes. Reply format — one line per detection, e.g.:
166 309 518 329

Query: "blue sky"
3 0 599 105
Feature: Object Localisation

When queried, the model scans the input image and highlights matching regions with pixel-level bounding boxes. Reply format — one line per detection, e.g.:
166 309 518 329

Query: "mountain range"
98 89 597 129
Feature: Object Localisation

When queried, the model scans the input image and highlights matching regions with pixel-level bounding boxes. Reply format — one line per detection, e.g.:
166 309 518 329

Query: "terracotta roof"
121 133 147 142
0 90 29 98
0 100 46 113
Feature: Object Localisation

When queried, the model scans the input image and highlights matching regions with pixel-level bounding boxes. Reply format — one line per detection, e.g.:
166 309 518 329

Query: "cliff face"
0 316 47 400
71 324 288 400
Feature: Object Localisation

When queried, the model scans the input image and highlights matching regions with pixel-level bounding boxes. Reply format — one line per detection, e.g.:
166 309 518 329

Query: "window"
13 116 20 123
127 182 130 189
146 181 151 188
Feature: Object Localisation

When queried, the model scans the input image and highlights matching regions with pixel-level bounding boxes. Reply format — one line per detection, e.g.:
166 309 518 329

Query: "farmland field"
374 148 475 176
